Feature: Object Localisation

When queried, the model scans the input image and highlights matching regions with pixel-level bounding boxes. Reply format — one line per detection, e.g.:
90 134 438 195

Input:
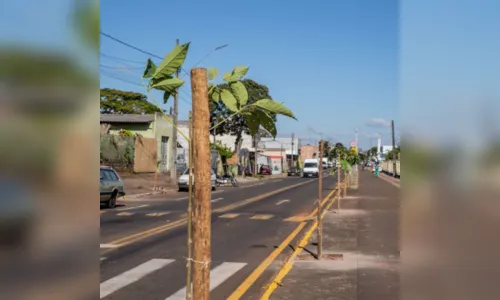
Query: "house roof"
100 114 155 123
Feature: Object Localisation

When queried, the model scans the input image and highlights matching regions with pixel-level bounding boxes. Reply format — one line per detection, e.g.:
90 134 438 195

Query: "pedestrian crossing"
100 258 248 299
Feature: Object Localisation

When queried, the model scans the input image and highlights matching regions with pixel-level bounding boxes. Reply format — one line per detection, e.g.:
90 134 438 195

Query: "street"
100 171 337 299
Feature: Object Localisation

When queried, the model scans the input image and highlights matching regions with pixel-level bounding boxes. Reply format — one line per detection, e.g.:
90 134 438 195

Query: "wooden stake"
186 112 193 300
191 68 211 300
317 140 324 260
337 153 341 212
343 170 347 198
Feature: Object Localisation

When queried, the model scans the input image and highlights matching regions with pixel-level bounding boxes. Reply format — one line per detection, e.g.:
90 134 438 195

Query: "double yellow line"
260 186 341 299
228 184 341 300
101 179 314 252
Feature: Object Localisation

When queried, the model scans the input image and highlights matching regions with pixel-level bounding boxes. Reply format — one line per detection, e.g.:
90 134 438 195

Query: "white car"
302 159 319 178
178 168 216 192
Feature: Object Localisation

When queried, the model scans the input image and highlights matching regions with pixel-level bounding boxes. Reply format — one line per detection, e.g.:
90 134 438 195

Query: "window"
103 170 118 181
304 163 317 168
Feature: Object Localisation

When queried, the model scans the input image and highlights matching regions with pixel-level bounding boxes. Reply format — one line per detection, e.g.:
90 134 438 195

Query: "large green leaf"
340 160 352 172
163 91 173 104
230 81 248 106
150 77 184 95
143 58 157 78
209 85 220 102
223 66 249 82
152 42 190 80
220 89 238 112
253 99 296 120
244 113 259 136
254 110 276 137
208 68 219 81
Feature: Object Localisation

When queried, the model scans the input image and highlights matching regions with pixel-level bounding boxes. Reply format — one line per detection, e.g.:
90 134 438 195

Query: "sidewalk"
269 170 400 300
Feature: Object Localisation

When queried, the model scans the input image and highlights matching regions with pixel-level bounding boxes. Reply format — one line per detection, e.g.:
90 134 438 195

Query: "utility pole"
317 140 324 260
191 68 211 300
170 39 180 183
391 120 397 177
291 133 295 168
280 144 283 173
254 132 260 177
337 152 341 212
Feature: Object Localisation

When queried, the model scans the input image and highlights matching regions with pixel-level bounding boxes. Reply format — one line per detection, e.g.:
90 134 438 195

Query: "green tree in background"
329 142 347 161
100 88 164 114
209 79 276 151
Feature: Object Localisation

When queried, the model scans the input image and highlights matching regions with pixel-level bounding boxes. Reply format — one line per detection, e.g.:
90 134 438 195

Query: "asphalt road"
100 170 339 300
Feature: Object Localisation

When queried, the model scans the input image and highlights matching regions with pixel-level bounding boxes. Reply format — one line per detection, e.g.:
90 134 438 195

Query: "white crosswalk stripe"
100 258 174 299
165 262 247 300
100 259 247 299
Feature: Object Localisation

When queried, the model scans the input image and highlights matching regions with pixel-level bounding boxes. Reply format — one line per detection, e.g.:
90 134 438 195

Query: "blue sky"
2 0 499 151
100 0 399 149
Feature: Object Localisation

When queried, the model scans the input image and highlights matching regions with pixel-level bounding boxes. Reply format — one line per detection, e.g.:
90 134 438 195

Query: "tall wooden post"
191 68 211 300
317 140 324 259
337 153 341 212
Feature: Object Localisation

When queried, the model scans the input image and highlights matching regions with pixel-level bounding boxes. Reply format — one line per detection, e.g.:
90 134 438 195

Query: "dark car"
259 165 272 175
287 167 300 176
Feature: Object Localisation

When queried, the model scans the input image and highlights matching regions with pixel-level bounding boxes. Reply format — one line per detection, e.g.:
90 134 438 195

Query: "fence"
381 160 401 177
100 135 135 171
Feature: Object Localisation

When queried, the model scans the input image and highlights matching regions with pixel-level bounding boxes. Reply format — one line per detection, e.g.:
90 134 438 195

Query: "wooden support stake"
317 140 324 260
191 68 211 300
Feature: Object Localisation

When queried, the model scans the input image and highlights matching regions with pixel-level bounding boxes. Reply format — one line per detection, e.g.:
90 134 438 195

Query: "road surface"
100 171 338 299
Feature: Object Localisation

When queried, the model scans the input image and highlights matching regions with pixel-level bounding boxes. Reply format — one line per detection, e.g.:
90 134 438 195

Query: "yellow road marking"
213 180 314 213
117 212 134 216
250 214 274 220
283 216 314 222
102 179 315 253
219 213 240 219
146 212 170 217
230 183 343 300
100 211 106 214
227 222 307 300
260 184 343 299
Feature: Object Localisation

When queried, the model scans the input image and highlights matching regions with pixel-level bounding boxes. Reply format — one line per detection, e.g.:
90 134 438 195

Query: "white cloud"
366 118 391 128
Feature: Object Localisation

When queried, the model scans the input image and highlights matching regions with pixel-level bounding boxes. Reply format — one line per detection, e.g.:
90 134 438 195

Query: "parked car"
287 167 300 176
259 165 272 175
178 168 216 192
100 166 126 208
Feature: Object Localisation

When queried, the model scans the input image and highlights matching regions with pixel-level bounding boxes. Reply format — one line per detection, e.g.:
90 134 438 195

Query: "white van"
302 159 319 178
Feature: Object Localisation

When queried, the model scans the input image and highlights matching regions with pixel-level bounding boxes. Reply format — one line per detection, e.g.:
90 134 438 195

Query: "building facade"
100 113 175 172
300 144 319 162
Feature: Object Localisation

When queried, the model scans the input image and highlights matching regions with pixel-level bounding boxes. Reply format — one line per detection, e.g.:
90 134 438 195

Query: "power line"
101 31 163 60
100 31 190 77
100 52 146 64
100 64 143 70
100 70 143 87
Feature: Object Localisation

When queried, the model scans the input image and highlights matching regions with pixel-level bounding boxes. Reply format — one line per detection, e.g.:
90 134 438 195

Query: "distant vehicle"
322 157 329 169
287 167 300 176
327 161 333 168
216 173 238 187
178 168 217 192
100 166 126 208
302 159 319 178
259 165 272 175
